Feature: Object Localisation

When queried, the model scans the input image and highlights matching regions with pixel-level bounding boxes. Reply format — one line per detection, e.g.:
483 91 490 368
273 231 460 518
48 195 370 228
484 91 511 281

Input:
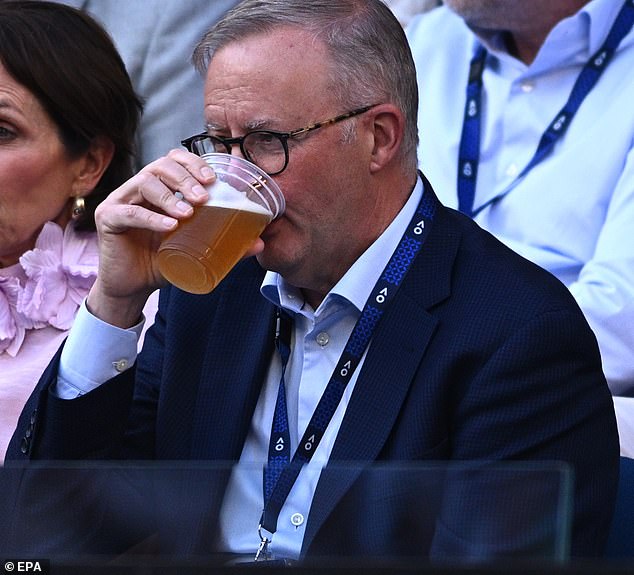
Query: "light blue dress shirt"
57 178 424 559
406 0 634 396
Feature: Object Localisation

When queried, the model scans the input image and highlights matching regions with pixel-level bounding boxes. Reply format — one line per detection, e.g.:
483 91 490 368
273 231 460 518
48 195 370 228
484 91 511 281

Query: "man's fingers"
142 152 213 207
96 202 180 235
95 151 216 234
160 148 215 202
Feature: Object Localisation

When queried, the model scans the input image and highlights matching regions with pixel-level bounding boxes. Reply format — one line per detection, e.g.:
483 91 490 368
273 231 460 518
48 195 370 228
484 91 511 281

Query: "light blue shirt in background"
407 0 634 396
57 178 424 559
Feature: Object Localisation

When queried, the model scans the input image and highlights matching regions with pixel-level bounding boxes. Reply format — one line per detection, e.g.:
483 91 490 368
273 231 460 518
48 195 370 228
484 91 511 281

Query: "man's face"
204 27 377 296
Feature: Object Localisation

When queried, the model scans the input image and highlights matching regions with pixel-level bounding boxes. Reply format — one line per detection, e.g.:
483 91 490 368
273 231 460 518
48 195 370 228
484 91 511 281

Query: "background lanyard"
256 179 438 560
457 0 634 218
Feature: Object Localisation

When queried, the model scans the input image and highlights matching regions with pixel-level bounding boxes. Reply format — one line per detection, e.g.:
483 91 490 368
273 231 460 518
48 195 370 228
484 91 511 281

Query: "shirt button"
290 512 304 527
316 332 330 347
520 81 534 93
112 359 129 372
505 163 519 177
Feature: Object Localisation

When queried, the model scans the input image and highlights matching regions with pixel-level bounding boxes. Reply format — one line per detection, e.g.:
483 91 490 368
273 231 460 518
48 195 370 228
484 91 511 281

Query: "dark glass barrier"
0 461 574 573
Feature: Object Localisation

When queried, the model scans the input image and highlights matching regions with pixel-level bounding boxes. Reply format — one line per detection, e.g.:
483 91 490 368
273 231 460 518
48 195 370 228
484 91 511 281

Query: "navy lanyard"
256 178 438 560
457 0 634 218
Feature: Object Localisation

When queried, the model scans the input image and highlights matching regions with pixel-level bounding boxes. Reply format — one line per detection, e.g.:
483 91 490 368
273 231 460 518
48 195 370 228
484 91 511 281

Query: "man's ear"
366 104 404 173
71 135 115 197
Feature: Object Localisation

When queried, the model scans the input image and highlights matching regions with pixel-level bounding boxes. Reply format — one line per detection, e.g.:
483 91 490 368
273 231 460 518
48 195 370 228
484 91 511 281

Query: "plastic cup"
157 153 285 294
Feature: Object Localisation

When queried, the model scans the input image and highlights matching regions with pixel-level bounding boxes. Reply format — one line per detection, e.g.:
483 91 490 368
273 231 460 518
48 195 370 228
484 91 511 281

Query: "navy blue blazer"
7 185 619 561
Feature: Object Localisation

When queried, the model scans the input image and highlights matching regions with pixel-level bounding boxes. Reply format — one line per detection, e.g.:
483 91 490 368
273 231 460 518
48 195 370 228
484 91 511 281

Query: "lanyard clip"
254 524 273 562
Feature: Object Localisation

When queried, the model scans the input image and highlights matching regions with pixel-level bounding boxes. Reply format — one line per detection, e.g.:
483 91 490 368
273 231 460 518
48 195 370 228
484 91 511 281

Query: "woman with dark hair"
0 0 145 460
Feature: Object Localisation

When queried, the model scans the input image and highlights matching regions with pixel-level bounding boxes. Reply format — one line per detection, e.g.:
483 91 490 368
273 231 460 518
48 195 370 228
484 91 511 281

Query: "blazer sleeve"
6 344 137 461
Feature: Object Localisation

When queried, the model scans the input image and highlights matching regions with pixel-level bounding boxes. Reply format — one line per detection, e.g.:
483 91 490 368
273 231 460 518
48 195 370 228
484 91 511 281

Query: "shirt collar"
261 176 424 315
584 0 630 55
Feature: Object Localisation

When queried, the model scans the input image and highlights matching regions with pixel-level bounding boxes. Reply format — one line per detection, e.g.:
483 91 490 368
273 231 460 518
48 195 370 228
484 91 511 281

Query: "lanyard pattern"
263 312 292 504
457 0 634 218
260 181 438 545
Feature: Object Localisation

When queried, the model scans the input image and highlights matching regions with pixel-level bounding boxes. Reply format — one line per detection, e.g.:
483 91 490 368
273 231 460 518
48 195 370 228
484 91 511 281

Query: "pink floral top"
0 222 99 356
0 222 99 461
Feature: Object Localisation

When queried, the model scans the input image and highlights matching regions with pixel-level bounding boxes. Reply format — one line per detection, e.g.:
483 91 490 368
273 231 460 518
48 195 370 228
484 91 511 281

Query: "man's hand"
87 149 214 328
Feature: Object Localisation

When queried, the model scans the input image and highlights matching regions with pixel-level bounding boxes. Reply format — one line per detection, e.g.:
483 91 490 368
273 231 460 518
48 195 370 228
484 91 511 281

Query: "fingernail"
201 167 214 179
176 200 193 214
192 184 208 199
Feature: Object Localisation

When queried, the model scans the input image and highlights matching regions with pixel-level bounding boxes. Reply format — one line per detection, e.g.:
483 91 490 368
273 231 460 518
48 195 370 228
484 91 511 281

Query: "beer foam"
205 179 270 216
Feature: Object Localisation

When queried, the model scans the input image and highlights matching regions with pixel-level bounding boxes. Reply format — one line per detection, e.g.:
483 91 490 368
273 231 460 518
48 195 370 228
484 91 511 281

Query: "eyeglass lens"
189 132 287 175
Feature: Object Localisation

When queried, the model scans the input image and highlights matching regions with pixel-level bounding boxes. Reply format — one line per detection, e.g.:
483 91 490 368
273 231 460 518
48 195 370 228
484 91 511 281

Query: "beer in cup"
157 153 285 294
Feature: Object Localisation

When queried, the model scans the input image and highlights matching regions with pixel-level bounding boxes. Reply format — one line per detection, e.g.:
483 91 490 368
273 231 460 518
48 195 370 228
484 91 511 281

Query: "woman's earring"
71 196 86 220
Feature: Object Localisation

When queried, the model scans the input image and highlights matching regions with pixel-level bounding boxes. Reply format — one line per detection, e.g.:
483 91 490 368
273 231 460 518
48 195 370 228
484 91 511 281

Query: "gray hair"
193 0 419 170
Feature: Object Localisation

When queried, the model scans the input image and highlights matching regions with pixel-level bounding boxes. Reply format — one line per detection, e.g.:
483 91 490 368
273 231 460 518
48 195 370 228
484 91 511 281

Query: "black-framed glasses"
181 104 380 176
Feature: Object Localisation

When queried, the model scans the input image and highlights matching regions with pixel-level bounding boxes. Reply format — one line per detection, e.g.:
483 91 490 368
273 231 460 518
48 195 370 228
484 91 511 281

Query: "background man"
407 0 634 451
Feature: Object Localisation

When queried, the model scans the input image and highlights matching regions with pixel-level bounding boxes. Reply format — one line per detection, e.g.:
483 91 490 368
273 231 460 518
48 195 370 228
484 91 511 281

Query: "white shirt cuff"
56 300 144 398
